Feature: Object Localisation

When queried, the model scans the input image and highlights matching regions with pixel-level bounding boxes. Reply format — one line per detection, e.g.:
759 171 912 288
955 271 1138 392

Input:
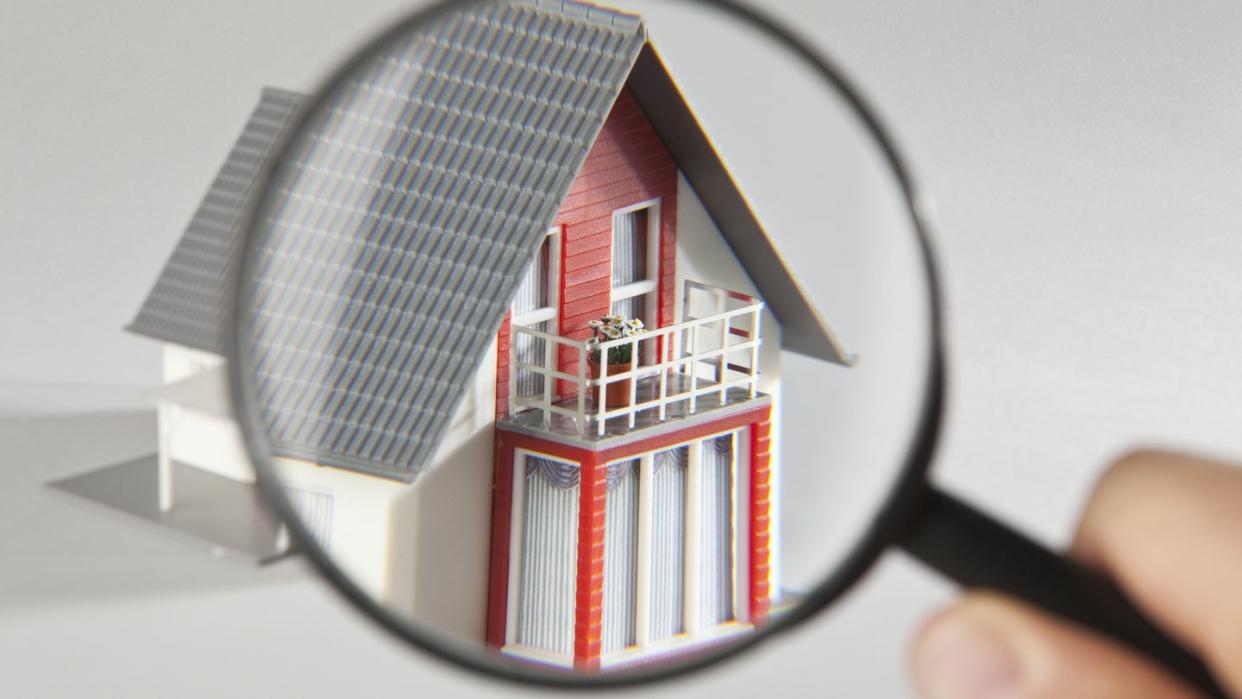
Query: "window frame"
505 447 580 667
598 428 751 664
509 225 562 407
512 225 562 329
608 199 661 334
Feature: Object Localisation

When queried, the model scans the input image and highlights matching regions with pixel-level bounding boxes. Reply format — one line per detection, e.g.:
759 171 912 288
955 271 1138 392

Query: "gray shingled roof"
241 0 648 481
130 0 855 483
127 88 305 353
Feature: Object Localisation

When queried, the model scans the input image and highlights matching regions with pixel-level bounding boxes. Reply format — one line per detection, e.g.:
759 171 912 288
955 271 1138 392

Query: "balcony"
503 281 768 444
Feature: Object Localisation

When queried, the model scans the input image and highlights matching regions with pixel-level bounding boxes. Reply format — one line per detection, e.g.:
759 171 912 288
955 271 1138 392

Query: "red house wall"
484 87 772 670
494 87 678 419
749 415 774 622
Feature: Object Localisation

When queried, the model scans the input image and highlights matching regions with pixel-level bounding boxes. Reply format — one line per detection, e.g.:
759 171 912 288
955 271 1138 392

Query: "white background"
4 1 1242 696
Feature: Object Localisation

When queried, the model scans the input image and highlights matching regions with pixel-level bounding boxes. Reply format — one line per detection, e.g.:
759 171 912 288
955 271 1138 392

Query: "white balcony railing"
509 281 764 437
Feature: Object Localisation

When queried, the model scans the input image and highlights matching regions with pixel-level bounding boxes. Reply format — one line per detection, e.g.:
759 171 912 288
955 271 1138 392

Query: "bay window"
599 430 748 659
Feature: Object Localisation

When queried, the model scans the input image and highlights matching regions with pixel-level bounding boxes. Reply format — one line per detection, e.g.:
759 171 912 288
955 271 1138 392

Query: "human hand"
910 450 1242 698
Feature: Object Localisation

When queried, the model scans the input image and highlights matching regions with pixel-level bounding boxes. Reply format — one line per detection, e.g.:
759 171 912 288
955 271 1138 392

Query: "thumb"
911 592 1204 699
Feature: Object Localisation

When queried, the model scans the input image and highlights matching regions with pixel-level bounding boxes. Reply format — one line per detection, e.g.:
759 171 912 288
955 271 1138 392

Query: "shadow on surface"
0 410 307 613
47 455 294 564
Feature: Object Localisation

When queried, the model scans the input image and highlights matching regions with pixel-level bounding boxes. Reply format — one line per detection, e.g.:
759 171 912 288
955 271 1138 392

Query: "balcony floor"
498 371 770 450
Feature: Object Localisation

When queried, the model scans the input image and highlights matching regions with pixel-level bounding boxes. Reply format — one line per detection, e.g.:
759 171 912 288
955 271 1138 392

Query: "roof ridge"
518 0 644 33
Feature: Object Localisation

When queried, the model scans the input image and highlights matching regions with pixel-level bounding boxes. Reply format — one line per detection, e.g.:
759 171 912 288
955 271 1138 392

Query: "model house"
127 0 851 673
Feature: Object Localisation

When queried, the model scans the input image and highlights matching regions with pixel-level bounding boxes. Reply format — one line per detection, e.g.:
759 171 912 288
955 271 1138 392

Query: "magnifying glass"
224 0 1225 693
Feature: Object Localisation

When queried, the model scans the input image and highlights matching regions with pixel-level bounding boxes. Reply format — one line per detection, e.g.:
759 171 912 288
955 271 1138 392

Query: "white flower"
602 325 621 340
587 319 603 329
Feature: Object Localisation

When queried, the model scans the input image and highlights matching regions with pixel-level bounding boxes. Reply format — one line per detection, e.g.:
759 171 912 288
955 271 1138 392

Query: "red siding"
494 313 512 419
495 87 678 418
749 411 774 623
573 450 606 672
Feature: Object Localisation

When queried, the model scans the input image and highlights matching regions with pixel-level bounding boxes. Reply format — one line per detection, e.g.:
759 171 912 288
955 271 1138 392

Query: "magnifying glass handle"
897 486 1227 698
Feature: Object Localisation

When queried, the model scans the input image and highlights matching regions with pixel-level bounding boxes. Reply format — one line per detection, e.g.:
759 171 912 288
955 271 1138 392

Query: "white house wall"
270 338 499 647
165 404 254 483
161 343 253 484
675 172 783 599
158 335 497 644
161 342 223 384
385 336 497 643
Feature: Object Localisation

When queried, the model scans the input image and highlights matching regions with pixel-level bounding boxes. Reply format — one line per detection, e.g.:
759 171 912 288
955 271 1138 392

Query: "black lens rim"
229 0 947 689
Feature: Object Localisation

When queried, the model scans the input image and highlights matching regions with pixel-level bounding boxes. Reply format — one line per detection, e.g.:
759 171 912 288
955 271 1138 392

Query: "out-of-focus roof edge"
123 321 222 356
260 85 310 103
125 86 307 354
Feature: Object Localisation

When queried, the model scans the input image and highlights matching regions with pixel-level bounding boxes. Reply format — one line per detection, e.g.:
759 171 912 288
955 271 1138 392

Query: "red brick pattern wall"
495 87 679 416
494 314 512 418
749 411 774 623
573 452 605 671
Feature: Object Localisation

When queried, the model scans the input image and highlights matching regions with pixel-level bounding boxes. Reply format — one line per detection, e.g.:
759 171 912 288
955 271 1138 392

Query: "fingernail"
915 613 1024 699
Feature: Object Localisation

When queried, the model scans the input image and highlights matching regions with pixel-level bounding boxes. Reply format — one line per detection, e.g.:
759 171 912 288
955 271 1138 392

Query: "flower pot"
588 356 635 409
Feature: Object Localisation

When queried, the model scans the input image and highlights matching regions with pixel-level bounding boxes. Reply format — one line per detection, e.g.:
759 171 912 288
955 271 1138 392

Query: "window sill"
600 621 754 670
499 644 573 670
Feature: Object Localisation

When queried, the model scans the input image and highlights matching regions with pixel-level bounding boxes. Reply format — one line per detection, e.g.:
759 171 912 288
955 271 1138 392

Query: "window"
282 483 334 548
599 432 746 658
602 459 639 653
512 226 560 399
510 452 579 659
610 201 659 341
699 436 734 627
649 446 688 640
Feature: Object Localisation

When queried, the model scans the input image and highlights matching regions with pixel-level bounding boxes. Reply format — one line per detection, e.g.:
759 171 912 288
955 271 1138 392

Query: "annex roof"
127 87 306 354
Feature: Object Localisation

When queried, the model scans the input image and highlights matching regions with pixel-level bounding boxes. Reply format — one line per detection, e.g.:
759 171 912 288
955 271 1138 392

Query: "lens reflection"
229 0 934 681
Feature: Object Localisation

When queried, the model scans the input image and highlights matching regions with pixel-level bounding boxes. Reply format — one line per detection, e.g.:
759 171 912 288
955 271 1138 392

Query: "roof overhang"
625 42 855 366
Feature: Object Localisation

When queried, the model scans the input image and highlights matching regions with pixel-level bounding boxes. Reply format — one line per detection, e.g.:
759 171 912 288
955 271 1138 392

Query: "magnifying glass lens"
232 0 934 683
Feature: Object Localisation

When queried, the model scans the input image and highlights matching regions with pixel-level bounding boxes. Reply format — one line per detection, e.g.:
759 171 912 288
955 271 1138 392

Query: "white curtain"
611 208 647 287
650 446 687 641
282 484 334 548
516 456 579 656
699 435 735 628
602 459 639 654
513 319 548 398
512 238 550 400
513 237 548 313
